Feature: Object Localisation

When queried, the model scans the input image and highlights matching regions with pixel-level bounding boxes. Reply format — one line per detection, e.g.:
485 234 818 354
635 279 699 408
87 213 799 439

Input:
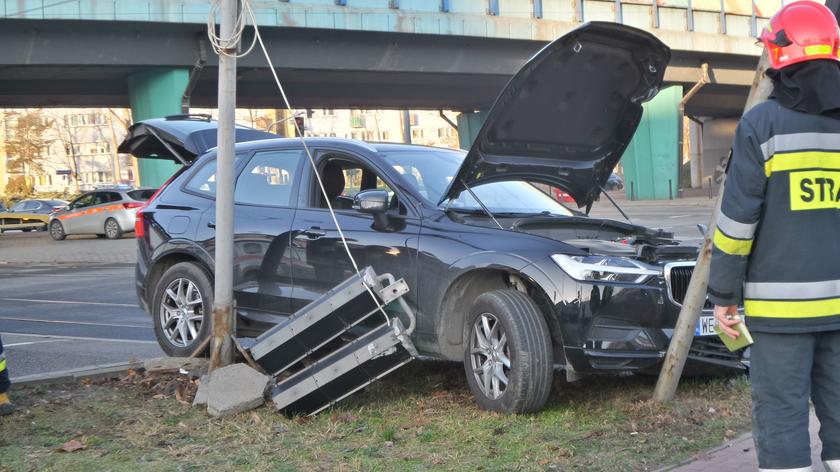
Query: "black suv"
122 23 745 413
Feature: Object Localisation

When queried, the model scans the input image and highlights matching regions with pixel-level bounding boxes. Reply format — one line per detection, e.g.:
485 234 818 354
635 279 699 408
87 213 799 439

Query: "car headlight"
551 254 661 284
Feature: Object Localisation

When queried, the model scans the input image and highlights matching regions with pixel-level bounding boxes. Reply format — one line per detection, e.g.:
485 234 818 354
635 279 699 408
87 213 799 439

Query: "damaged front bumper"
539 261 748 377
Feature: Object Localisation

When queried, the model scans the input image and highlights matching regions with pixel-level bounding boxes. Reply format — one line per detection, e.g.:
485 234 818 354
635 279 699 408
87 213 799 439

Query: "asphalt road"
0 196 716 379
0 232 162 379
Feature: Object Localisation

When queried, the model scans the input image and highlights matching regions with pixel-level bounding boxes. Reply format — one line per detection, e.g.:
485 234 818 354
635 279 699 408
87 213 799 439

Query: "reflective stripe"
746 297 840 318
745 280 840 300
56 203 126 221
716 212 757 240
765 151 840 177
805 44 833 56
0 358 5 373
713 228 752 256
760 133 840 161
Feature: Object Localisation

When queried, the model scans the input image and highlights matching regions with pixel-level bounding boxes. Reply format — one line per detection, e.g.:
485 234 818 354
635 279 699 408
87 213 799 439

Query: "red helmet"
759 1 840 70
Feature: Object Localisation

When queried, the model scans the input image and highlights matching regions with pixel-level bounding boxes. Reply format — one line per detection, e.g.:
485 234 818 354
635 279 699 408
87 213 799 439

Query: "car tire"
49 220 66 241
104 218 123 240
463 290 553 414
152 262 213 357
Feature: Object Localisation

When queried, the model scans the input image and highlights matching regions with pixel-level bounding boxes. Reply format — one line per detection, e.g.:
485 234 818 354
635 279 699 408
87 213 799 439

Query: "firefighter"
0 335 12 415
709 2 840 471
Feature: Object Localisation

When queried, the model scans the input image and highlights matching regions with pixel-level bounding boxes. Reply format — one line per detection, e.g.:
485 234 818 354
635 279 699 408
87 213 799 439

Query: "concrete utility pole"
402 110 412 144
653 51 773 402
209 0 239 370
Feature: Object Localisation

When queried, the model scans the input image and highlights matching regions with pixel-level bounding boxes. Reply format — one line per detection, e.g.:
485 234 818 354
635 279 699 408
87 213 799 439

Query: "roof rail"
165 113 212 122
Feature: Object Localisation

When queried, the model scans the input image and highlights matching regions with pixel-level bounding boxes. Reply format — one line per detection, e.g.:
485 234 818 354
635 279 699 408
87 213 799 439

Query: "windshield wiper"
458 179 503 230
599 185 633 225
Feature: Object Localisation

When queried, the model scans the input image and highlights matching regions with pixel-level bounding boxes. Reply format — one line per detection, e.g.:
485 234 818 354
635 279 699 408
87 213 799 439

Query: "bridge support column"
127 68 190 188
621 86 683 200
456 110 488 150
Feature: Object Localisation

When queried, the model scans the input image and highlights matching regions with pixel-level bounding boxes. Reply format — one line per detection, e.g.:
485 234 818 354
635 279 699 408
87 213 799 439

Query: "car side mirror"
353 189 389 214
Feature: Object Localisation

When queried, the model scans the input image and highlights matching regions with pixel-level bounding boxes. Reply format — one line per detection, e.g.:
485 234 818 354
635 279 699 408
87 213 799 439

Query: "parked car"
9 199 69 215
48 187 155 240
123 23 745 414
551 173 623 204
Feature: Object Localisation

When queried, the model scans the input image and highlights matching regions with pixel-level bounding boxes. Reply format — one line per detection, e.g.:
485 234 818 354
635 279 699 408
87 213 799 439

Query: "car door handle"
207 220 216 229
302 228 326 239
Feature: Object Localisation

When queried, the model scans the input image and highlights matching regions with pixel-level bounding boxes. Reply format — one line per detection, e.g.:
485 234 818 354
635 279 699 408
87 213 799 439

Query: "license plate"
695 315 717 336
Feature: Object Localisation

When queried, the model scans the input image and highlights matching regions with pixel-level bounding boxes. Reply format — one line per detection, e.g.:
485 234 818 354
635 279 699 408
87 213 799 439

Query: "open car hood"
117 114 278 165
441 22 670 211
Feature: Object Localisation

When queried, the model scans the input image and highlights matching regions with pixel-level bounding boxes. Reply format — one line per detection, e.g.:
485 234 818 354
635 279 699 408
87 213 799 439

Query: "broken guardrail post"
248 266 417 415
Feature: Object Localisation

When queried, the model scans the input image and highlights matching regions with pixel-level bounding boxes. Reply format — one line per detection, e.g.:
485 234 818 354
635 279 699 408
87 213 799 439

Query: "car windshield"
378 149 574 216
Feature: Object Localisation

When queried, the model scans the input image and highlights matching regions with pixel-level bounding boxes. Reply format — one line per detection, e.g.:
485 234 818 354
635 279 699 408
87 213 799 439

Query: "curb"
653 432 753 472
9 357 210 389
10 361 144 388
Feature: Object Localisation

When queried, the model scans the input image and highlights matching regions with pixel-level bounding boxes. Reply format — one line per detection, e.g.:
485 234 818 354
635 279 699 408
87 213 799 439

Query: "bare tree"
4 111 53 186
49 113 83 193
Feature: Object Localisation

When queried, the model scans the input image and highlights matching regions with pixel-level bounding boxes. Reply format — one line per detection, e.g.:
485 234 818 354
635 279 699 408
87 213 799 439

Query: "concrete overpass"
0 0 766 117
0 0 772 192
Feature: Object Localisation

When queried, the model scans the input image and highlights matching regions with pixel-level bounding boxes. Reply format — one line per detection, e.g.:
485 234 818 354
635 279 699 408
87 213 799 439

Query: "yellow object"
0 358 5 372
764 151 840 177
713 228 753 256
789 170 840 211
715 320 754 352
804 44 833 56
745 297 840 318
0 393 9 405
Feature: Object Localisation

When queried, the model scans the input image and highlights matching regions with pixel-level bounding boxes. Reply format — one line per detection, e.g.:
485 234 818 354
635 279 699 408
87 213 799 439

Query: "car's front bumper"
531 260 747 376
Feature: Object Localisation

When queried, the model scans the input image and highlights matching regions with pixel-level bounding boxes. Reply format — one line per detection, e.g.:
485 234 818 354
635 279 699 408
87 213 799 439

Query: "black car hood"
441 22 670 211
118 115 278 165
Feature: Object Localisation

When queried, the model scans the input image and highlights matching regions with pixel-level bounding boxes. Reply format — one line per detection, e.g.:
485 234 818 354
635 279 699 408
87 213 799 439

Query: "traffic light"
294 116 305 137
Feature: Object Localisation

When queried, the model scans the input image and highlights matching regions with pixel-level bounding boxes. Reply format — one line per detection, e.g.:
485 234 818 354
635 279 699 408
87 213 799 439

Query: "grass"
0 362 751 471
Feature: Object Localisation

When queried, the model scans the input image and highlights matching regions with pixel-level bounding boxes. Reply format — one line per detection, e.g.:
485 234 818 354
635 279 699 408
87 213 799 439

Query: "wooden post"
653 51 773 402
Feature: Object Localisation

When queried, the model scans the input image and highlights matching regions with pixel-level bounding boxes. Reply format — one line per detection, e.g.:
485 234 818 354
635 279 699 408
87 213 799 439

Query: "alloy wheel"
105 219 119 238
159 277 205 348
50 221 64 239
469 313 511 400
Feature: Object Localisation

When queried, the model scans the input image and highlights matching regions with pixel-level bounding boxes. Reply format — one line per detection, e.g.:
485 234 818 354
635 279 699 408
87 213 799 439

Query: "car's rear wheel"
463 290 553 414
104 218 122 239
49 220 66 241
152 262 213 357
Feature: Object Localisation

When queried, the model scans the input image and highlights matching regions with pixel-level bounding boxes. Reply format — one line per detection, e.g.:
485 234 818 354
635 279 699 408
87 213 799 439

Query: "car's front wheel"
152 262 213 357
49 220 66 241
463 290 554 414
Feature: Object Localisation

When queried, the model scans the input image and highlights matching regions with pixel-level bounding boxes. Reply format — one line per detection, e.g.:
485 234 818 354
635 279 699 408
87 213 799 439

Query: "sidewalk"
672 413 824 471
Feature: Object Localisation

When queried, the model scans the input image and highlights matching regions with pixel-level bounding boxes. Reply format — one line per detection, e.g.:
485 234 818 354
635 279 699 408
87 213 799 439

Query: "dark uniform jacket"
708 99 840 333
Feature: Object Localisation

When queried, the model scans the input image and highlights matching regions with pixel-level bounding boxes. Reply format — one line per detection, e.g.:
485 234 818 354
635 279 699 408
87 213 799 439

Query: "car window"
92 193 111 206
29 201 42 211
185 154 246 197
315 158 395 210
379 149 573 216
127 189 155 201
236 150 302 207
72 193 95 209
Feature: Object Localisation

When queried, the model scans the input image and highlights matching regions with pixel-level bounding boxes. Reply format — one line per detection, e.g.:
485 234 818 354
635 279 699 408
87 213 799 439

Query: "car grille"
669 265 693 305
689 336 745 361
666 264 714 309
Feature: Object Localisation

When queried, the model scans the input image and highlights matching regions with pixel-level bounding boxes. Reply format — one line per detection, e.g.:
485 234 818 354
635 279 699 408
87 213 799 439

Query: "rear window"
127 189 155 201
